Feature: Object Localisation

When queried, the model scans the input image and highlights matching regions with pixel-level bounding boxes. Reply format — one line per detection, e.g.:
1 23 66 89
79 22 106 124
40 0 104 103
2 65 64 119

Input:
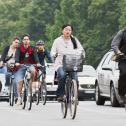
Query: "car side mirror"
102 65 112 71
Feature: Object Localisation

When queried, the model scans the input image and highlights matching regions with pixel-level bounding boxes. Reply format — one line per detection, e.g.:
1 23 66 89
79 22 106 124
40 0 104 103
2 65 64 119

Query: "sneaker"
119 95 125 104
17 99 22 105
57 96 63 102
32 94 37 101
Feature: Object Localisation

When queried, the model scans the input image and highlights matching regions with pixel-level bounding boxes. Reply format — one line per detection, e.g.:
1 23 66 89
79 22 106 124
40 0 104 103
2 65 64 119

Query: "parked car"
78 65 96 101
46 63 58 100
95 49 120 107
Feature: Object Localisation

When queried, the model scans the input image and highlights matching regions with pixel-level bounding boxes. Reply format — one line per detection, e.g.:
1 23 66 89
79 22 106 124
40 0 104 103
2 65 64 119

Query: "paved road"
0 101 126 126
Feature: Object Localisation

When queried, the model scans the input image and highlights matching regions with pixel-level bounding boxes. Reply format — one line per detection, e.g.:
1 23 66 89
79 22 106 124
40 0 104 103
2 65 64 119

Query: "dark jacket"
0 45 10 62
14 44 40 71
36 47 54 65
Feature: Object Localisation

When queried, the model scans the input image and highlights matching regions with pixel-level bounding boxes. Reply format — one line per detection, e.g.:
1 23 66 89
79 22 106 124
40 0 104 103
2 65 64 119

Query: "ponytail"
70 35 77 49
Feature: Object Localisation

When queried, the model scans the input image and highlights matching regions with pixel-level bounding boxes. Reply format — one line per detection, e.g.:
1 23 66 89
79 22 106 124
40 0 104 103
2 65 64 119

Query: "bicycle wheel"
21 82 26 109
26 81 32 110
69 79 77 119
36 89 40 105
41 80 47 105
61 85 68 118
9 78 14 106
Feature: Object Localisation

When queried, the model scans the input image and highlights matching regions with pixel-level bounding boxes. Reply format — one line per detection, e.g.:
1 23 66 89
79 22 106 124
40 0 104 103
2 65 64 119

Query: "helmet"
37 40 44 45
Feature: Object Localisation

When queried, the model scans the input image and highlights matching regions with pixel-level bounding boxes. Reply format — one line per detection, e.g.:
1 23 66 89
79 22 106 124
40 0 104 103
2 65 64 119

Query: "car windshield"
46 66 55 75
78 66 96 77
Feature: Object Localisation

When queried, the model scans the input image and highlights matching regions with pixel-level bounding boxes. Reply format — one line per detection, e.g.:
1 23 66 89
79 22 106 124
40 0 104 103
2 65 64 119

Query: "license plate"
84 90 95 93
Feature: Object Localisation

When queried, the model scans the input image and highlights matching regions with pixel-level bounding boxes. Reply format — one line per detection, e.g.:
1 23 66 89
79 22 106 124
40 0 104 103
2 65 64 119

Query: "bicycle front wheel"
41 80 47 105
26 81 32 110
61 84 68 118
69 79 77 119
36 88 40 105
21 82 26 109
9 78 14 106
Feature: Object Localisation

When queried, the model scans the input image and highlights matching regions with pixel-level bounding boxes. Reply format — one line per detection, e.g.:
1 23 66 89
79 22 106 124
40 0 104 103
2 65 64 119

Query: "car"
46 63 58 100
95 49 120 107
78 65 96 101
0 74 9 102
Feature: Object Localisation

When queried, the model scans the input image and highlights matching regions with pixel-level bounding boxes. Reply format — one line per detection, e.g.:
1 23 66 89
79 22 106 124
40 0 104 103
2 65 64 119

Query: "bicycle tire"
36 89 40 105
69 79 77 119
21 82 26 109
9 78 14 106
41 80 47 105
26 81 32 110
61 84 68 118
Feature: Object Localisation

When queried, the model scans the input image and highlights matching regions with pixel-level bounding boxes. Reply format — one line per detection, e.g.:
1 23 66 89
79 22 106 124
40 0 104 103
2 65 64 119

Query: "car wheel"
95 83 105 105
110 83 120 107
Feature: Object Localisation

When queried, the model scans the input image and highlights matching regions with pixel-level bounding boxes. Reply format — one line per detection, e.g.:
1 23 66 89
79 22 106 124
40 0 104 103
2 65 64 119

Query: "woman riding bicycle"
51 24 85 101
0 37 20 101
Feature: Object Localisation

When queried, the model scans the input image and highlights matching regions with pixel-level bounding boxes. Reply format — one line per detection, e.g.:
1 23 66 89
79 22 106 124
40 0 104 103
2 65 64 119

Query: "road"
0 101 126 126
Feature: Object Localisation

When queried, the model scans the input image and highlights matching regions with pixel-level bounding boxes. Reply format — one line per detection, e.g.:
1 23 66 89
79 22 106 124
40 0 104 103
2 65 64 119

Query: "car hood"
46 75 54 83
78 77 95 84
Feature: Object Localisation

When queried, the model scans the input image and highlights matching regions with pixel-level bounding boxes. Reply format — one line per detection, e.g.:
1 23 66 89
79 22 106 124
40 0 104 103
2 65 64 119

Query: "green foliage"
0 0 126 68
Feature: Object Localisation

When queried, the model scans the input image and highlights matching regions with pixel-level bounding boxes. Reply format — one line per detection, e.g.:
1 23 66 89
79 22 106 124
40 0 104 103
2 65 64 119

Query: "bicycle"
55 53 84 119
2 63 15 106
35 64 47 105
20 64 37 110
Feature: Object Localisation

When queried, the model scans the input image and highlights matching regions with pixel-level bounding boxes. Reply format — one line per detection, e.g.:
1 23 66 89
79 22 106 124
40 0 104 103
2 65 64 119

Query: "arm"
0 46 10 62
33 48 40 64
75 37 86 58
111 30 124 54
51 39 57 57
45 47 54 63
15 47 20 63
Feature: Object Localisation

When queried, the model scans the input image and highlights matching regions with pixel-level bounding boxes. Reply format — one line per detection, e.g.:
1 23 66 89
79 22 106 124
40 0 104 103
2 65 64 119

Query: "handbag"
7 63 14 72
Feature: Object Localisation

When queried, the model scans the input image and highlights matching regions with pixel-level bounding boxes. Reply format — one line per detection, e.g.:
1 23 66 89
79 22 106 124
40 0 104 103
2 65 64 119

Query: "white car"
95 49 120 107
46 63 58 100
0 74 9 101
78 65 96 100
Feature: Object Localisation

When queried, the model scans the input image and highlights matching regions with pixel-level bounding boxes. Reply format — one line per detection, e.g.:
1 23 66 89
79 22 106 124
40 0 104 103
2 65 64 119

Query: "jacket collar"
37 47 45 52
20 44 29 53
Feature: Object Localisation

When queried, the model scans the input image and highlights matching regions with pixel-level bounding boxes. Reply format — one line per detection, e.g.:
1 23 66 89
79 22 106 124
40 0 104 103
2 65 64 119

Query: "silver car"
95 49 120 107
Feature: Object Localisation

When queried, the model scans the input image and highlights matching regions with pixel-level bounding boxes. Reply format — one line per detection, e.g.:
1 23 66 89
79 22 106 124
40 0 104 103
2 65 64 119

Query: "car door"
101 54 113 94
97 54 109 92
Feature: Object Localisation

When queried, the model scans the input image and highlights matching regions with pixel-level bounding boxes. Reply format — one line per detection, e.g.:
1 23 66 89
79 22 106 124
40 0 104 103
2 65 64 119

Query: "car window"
101 54 112 66
46 66 55 75
78 66 96 77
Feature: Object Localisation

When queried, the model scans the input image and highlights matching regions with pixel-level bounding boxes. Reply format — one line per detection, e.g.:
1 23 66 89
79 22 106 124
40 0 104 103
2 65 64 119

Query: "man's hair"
22 34 30 40
13 37 20 42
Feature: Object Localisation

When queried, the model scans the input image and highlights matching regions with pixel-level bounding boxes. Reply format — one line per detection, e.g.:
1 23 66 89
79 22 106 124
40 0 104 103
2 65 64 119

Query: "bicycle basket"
7 63 14 72
63 54 84 72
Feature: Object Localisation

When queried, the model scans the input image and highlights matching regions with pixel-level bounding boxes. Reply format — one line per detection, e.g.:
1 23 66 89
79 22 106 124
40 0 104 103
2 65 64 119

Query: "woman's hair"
13 37 20 42
62 24 77 49
22 34 30 40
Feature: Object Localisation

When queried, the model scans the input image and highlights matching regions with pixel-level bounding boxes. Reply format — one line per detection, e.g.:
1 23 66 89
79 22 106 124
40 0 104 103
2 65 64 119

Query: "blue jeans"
0 66 18 98
56 67 78 96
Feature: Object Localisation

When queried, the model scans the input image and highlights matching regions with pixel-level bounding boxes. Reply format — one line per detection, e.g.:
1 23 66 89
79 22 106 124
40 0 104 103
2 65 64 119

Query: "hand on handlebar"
0 61 3 67
37 63 41 67
15 63 20 67
118 53 125 59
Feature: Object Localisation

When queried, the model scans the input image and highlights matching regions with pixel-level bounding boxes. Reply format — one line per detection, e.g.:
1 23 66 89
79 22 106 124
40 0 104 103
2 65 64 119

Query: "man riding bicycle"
36 40 54 79
14 34 41 105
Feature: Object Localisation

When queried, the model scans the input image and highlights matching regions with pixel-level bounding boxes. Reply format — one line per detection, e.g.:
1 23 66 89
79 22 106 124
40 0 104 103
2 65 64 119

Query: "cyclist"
0 37 20 102
111 26 126 104
36 40 54 79
14 34 41 105
51 24 85 102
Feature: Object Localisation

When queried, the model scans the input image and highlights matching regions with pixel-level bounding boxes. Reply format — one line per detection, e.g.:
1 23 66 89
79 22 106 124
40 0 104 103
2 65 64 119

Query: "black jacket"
14 44 40 71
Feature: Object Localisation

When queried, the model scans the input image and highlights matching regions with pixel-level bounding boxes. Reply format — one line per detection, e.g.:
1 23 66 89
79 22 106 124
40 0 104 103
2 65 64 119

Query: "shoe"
15 98 18 104
57 96 63 102
17 99 22 105
32 94 37 101
119 95 125 104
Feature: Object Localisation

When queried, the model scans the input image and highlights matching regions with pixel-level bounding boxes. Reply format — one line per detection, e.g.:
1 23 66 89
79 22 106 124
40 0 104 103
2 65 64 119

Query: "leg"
56 67 66 96
13 72 18 99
